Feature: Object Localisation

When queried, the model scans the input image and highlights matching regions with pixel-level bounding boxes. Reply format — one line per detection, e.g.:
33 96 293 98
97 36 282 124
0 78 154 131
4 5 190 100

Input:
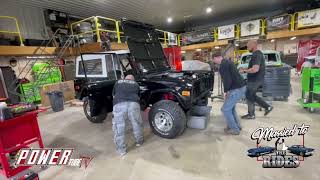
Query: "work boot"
264 106 274 116
136 141 143 147
224 128 240 135
241 114 255 119
224 126 242 131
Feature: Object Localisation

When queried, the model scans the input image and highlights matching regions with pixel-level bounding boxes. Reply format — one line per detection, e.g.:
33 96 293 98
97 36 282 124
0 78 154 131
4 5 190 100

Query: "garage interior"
0 0 320 180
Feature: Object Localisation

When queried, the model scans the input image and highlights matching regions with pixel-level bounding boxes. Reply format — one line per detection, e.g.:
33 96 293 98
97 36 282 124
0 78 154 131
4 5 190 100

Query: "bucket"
46 91 64 112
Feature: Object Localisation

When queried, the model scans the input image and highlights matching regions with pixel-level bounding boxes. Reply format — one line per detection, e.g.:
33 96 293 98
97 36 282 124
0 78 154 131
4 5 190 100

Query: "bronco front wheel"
83 97 107 123
149 100 186 139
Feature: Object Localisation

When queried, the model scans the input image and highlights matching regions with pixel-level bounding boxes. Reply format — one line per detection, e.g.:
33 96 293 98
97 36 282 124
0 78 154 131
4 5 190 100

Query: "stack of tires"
76 22 95 44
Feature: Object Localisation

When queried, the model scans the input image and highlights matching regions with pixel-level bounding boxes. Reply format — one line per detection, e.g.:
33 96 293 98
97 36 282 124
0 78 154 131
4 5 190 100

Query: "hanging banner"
181 29 214 45
218 24 235 40
167 32 177 45
266 15 291 31
240 20 260 37
297 8 320 28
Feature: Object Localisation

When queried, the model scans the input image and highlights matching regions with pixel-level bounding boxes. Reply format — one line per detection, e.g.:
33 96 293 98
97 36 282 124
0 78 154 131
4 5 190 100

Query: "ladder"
8 29 81 103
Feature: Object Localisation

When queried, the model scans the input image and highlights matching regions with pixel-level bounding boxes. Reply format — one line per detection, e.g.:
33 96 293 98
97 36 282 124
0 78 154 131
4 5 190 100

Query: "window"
78 59 103 75
241 55 252 64
265 54 277 62
119 55 132 71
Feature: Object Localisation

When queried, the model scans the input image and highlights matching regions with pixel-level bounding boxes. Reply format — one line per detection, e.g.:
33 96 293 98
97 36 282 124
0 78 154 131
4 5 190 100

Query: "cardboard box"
40 81 75 107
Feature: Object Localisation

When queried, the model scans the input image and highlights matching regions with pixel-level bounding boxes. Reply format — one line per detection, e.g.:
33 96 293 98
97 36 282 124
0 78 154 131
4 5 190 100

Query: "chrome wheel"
154 111 173 132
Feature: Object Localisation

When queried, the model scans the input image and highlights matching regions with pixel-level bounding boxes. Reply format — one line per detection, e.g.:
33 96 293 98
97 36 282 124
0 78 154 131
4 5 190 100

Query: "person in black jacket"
112 75 144 156
213 45 246 135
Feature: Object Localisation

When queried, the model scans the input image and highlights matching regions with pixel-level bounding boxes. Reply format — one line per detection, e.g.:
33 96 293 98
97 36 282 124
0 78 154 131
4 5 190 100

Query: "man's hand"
224 92 229 100
239 68 246 74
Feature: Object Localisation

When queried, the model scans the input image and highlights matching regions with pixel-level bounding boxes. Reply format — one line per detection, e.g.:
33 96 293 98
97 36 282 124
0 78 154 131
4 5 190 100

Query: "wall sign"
266 15 291 31
240 20 260 37
283 43 297 55
297 8 320 28
181 29 214 45
167 32 177 45
218 24 235 40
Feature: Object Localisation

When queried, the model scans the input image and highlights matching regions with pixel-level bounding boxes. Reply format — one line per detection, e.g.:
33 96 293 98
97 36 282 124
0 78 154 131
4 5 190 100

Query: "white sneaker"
120 151 127 156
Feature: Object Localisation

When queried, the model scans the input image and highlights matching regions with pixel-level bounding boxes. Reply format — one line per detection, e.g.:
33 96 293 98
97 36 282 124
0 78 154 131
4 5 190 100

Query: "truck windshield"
241 53 278 64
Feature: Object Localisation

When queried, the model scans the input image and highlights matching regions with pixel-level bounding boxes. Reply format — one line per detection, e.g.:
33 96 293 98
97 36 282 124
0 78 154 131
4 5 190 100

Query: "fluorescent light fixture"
181 50 186 53
290 36 296 40
206 7 212 14
271 39 275 42
167 17 172 23
215 46 220 49
196 48 201 51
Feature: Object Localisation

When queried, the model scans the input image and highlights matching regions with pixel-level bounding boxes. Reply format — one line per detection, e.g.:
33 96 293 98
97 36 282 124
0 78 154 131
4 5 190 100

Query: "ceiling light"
270 39 275 42
196 49 201 51
206 7 212 14
235 43 239 47
290 36 296 40
215 46 220 49
181 50 186 53
167 17 172 23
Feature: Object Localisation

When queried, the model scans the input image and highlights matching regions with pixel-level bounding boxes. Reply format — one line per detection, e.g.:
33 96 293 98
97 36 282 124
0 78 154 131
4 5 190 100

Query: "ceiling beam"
181 40 229 51
267 27 320 39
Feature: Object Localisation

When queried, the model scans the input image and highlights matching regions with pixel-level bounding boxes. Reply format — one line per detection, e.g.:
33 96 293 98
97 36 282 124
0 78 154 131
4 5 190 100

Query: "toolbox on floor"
262 65 291 99
0 111 44 178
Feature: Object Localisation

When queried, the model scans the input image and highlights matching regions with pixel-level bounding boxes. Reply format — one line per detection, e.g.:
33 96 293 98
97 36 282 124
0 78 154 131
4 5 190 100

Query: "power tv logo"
15 148 93 169
247 124 315 168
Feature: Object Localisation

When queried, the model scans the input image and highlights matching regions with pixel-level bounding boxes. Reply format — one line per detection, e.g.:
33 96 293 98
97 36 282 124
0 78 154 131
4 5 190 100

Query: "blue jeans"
112 102 144 154
221 86 246 133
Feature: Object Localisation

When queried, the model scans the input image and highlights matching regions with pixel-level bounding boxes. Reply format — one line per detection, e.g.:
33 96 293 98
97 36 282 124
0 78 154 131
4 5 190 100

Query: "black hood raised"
121 19 171 74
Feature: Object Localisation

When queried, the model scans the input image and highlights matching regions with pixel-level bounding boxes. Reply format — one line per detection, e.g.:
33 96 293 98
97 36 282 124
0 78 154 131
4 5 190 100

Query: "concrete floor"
33 72 320 180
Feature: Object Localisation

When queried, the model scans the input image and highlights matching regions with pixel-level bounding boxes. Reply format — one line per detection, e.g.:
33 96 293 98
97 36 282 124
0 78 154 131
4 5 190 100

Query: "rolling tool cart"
298 67 320 113
0 109 44 179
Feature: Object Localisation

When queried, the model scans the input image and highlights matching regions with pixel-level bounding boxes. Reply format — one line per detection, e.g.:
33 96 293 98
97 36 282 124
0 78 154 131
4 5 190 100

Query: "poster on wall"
181 29 214 45
240 20 260 37
167 32 177 45
297 8 320 28
266 15 291 31
218 24 235 40
283 43 297 55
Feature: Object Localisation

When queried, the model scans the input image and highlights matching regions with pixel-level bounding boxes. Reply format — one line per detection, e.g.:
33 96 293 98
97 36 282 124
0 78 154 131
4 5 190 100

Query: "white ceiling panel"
2 0 306 32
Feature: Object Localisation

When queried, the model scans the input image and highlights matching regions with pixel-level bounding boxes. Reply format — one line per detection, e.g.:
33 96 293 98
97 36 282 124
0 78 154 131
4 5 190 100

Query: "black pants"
246 82 270 116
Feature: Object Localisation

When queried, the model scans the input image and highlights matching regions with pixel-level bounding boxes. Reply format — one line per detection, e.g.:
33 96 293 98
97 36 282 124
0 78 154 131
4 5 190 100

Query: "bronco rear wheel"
83 97 107 123
149 100 186 139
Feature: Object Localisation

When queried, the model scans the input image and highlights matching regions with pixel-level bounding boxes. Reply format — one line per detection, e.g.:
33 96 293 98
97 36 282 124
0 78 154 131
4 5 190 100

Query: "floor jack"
298 67 320 113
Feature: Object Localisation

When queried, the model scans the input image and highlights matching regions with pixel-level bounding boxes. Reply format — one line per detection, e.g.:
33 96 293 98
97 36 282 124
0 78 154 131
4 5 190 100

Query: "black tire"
149 100 186 139
196 97 208 106
83 97 107 123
